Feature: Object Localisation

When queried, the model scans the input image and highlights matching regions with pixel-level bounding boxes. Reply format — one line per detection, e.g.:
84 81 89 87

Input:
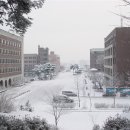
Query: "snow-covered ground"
2 71 130 130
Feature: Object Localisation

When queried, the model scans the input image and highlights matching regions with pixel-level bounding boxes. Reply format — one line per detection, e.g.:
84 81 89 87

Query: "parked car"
53 95 75 108
75 69 82 74
120 89 130 97
102 93 116 97
30 78 35 81
62 91 77 97
102 87 116 97
53 95 74 103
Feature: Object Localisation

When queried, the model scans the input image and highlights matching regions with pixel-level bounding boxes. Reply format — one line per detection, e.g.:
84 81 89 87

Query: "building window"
0 49 2 54
3 40 5 44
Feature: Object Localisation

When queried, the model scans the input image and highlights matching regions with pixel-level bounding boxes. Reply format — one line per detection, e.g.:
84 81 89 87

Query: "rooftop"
90 48 104 52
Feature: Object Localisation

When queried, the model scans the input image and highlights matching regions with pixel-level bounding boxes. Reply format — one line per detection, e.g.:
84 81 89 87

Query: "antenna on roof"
121 17 123 27
109 11 124 27
109 2 125 28
119 5 123 27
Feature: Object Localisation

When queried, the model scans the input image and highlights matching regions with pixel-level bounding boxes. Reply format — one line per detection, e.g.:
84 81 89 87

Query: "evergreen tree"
0 0 44 35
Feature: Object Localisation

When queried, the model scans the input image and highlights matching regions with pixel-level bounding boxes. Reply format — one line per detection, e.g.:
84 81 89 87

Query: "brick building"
24 46 61 75
0 29 24 88
49 51 60 72
38 45 49 64
24 54 38 76
104 27 130 87
90 48 104 71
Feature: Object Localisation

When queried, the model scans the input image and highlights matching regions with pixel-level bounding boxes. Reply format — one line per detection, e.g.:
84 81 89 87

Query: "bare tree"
51 99 65 128
90 71 97 89
122 0 130 6
44 87 68 129
88 93 92 111
95 73 104 89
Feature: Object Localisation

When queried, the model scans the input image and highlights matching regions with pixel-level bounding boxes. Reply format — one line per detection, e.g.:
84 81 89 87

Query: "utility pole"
76 75 80 108
121 17 123 27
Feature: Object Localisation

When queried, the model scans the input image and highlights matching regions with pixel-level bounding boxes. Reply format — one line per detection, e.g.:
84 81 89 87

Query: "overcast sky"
23 0 129 64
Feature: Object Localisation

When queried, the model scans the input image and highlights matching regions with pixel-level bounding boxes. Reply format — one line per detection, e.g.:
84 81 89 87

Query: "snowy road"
4 72 127 130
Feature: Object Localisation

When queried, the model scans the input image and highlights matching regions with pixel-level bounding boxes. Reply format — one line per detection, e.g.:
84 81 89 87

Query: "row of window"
0 67 21 74
0 38 21 48
24 57 37 59
104 58 116 66
0 59 21 64
24 64 35 68
24 65 35 71
24 61 37 63
105 47 113 56
105 37 115 48
0 48 21 56
104 68 113 76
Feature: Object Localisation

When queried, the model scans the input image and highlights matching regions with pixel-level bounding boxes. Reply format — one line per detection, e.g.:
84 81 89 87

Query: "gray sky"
24 0 128 63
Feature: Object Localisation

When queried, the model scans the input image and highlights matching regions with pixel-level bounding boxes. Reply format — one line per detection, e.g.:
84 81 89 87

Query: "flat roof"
90 48 104 52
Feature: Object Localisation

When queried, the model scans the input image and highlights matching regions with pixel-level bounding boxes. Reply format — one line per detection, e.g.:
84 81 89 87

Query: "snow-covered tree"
93 124 100 130
32 63 56 80
0 0 44 35
103 115 130 130
70 64 79 74
95 73 104 89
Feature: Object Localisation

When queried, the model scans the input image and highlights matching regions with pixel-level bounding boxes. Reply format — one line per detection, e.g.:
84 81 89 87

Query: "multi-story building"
24 46 61 75
0 29 24 88
49 51 60 72
90 48 104 71
104 27 130 87
38 45 49 64
24 54 38 76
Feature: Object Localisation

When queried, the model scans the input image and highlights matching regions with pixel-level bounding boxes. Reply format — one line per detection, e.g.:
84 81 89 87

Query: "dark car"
120 90 130 97
53 95 74 103
62 91 77 97
102 93 116 97
30 78 35 81
102 92 116 97
102 88 116 97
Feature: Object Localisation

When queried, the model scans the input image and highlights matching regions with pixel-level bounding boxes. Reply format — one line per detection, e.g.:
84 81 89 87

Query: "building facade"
104 27 130 87
0 29 24 88
24 54 38 76
90 48 104 71
49 51 60 72
24 46 61 75
38 45 49 64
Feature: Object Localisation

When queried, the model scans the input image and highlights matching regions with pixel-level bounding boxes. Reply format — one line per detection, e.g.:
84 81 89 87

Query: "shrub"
123 104 130 108
123 107 130 113
95 103 130 109
94 103 109 109
20 100 33 112
103 115 130 130
0 94 14 113
116 104 125 108
0 115 51 130
93 124 100 130
111 104 130 109
25 116 49 130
